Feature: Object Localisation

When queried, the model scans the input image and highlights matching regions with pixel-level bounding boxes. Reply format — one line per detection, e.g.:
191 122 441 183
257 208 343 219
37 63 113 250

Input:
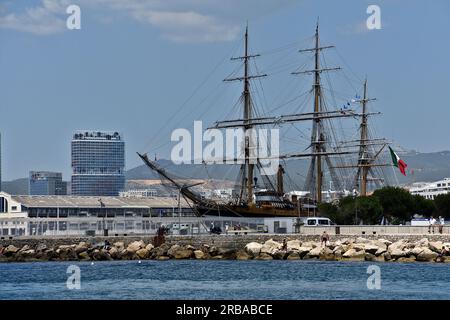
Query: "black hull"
195 204 301 218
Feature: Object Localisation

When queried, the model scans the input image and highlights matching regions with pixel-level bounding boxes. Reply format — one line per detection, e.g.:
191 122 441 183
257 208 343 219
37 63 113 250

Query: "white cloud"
0 0 70 35
0 0 295 41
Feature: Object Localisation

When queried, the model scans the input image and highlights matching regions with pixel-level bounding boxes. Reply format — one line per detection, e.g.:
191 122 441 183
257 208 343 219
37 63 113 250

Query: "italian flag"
389 146 407 176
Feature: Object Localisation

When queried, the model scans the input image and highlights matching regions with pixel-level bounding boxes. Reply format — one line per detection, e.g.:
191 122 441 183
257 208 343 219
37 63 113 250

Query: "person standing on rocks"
282 238 287 251
321 231 330 247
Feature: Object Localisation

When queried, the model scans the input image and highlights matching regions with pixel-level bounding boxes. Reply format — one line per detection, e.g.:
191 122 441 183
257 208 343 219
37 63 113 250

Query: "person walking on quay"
438 216 445 234
225 223 229 235
321 231 330 247
428 216 437 234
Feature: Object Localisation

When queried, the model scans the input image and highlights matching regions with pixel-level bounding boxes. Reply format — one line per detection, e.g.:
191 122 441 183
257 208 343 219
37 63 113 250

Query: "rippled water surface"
1 260 449 300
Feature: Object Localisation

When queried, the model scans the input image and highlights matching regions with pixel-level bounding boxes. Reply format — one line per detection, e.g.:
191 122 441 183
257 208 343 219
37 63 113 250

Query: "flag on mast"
389 146 407 176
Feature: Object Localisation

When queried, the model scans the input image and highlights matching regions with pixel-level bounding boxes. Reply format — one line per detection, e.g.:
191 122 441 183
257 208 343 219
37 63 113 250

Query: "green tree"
318 202 339 223
412 194 435 217
434 194 450 218
336 196 359 225
372 186 414 224
355 196 384 224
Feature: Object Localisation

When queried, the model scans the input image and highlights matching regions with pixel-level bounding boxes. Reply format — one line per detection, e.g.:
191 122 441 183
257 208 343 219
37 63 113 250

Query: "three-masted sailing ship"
138 23 389 218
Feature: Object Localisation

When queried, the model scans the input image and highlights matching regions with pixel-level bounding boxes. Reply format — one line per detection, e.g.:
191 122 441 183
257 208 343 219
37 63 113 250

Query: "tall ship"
138 23 390 218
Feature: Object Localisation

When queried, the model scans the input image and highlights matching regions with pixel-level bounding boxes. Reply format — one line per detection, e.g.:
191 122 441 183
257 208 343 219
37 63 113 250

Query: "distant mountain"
126 151 450 186
2 178 28 195
3 151 448 195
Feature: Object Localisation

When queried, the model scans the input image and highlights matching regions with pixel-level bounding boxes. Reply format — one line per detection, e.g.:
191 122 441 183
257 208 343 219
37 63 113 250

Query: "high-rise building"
29 171 67 195
71 131 125 196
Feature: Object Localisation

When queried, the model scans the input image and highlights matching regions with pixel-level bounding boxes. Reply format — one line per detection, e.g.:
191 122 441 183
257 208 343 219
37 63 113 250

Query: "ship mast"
312 23 323 203
293 22 340 203
224 25 266 205
359 79 370 196
334 78 390 195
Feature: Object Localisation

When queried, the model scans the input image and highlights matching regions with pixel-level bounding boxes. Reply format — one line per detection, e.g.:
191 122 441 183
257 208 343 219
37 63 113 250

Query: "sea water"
0 260 449 300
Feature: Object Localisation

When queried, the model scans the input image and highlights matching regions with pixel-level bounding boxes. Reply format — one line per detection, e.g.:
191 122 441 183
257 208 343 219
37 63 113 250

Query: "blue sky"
0 0 449 180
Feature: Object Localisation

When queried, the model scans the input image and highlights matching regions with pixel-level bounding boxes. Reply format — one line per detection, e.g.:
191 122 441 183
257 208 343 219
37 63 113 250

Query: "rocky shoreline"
1 236 449 263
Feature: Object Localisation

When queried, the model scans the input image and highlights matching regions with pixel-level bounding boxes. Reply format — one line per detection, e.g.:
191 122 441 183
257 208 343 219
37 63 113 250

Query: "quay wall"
2 234 450 250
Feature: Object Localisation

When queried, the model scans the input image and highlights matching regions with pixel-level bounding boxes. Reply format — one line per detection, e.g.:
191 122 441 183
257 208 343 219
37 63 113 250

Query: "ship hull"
195 204 304 218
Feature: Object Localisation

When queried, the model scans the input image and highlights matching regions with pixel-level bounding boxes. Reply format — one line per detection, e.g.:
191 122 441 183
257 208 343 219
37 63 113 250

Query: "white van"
304 217 334 226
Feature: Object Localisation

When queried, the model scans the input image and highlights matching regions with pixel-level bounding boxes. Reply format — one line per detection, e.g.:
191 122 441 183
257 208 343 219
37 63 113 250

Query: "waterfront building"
29 171 67 195
119 189 158 198
71 131 125 196
409 178 450 200
0 191 192 237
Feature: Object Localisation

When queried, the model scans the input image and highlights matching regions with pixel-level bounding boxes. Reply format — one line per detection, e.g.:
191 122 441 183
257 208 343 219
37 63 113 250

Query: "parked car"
304 217 334 226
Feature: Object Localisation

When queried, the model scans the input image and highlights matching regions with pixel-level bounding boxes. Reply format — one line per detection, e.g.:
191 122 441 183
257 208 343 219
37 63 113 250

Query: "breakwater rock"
1 236 449 263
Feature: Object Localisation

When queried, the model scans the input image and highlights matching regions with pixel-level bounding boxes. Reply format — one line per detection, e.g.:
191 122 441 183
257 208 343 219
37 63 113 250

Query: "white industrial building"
409 178 450 200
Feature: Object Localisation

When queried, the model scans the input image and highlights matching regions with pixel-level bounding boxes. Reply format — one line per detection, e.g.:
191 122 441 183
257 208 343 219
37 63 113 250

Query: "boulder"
286 252 300 260
301 241 317 248
75 242 89 254
272 250 287 260
364 253 377 262
151 243 170 259
377 239 392 246
136 248 150 259
127 240 145 253
260 239 282 255
416 248 438 262
236 250 250 260
36 244 48 252
415 238 429 248
342 249 365 260
245 242 263 257
120 249 136 260
19 249 36 260
108 247 119 259
389 248 406 259
186 245 195 250
286 240 302 251
220 249 237 260
255 253 273 260
171 249 193 259
145 244 154 251
194 250 205 259
296 247 312 257
429 241 443 253
4 245 20 256
167 245 181 256
91 249 111 261
352 243 366 251
364 244 382 255
211 255 224 260
396 256 416 263
411 247 426 257
389 239 408 251
78 251 91 261
19 245 31 252
374 247 387 256
383 252 392 261
304 246 322 259
319 247 335 261
208 246 220 256
114 241 125 251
